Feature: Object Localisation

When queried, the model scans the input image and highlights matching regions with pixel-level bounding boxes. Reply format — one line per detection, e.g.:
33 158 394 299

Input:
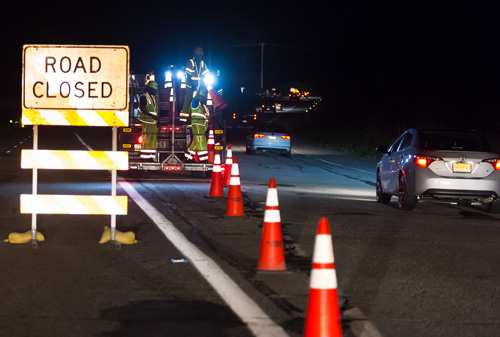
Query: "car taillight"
281 135 290 140
253 114 257 120
414 155 440 167
482 159 500 170
233 113 236 119
137 135 144 144
254 133 264 138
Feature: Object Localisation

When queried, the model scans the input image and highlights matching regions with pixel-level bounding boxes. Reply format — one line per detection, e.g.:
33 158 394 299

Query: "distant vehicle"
246 123 291 157
289 92 300 101
231 108 259 128
376 128 500 211
261 102 276 113
289 87 301 101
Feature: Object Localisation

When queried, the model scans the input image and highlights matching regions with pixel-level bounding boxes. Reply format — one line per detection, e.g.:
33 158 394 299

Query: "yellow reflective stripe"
21 150 128 170
20 194 128 215
191 112 206 118
22 109 128 126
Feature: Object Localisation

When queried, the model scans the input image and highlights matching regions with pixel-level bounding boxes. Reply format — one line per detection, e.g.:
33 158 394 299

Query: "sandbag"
4 230 45 244
99 226 137 245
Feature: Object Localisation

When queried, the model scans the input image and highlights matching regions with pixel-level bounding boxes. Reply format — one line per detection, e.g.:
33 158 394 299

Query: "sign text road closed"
23 45 129 111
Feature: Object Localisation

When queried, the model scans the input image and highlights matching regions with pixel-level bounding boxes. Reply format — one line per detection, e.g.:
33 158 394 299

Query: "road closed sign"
22 45 130 126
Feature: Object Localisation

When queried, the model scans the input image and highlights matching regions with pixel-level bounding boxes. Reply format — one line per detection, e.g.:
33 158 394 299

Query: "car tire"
376 172 391 204
398 174 416 211
246 142 255 155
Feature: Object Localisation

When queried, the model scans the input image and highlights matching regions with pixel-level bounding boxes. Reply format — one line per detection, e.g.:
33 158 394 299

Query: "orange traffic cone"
223 144 233 186
207 127 215 163
304 217 343 337
257 178 286 271
209 150 224 197
207 86 228 111
226 157 244 216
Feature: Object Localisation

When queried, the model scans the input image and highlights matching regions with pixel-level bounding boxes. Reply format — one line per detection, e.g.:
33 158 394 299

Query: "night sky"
2 1 499 132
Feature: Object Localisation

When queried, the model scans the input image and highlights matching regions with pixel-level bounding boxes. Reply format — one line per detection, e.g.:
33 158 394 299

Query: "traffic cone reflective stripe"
223 144 233 186
304 217 342 337
209 150 224 197
226 157 244 216
258 178 286 271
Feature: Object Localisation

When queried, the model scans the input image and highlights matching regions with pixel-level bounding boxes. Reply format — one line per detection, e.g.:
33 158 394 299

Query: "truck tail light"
137 135 144 144
161 126 180 131
164 165 182 171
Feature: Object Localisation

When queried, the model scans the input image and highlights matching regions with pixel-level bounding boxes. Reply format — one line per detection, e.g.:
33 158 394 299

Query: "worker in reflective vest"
181 47 210 162
180 46 210 121
185 93 210 162
138 74 158 160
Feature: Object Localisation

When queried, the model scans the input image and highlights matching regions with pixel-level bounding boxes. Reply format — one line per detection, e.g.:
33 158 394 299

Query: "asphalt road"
2 104 500 337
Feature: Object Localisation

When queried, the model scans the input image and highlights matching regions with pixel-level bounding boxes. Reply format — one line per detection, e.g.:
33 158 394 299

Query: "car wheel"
246 142 255 155
376 172 391 204
398 174 416 211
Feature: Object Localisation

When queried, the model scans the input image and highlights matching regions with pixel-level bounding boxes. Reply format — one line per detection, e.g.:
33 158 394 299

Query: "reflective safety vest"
137 92 157 124
185 58 209 90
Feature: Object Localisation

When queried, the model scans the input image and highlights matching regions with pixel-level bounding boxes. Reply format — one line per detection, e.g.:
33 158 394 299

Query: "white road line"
315 158 375 175
75 132 380 337
75 132 289 336
119 181 289 337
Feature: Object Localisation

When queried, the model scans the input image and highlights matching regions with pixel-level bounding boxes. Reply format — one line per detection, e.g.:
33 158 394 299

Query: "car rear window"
420 131 493 152
255 124 287 133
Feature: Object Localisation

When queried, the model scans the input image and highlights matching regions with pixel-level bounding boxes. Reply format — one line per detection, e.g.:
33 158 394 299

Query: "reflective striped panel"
22 109 128 126
20 194 128 215
21 150 128 170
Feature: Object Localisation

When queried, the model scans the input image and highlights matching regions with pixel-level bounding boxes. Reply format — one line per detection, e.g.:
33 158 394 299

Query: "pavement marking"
75 131 381 337
74 132 289 336
119 181 289 337
315 157 375 175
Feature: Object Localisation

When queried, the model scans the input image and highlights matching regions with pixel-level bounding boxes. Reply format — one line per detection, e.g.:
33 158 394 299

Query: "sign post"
21 45 130 248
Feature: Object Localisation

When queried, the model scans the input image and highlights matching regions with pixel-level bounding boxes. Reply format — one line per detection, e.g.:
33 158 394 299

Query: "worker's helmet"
145 73 158 89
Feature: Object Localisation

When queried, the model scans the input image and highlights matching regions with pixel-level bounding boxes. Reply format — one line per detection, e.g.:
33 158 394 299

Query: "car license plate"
453 162 471 173
268 136 276 140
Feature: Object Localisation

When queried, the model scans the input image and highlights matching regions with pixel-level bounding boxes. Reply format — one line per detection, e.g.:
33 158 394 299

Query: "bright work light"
204 73 215 86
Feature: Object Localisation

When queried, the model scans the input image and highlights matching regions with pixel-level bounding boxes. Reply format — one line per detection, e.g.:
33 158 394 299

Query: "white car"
376 128 500 211
246 123 291 157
